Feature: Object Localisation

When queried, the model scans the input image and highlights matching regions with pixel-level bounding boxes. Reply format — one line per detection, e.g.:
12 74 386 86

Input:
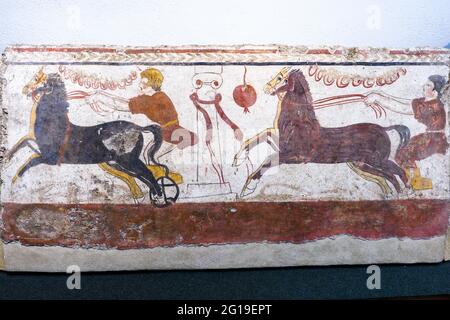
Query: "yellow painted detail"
98 163 145 199
13 153 41 184
146 165 183 184
347 162 392 195
161 119 179 128
98 163 183 199
411 167 433 190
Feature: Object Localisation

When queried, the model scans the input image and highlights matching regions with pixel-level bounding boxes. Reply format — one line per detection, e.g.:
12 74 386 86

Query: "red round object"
233 84 257 113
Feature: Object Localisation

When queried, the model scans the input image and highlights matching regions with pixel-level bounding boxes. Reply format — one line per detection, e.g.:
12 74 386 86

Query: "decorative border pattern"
4 45 450 65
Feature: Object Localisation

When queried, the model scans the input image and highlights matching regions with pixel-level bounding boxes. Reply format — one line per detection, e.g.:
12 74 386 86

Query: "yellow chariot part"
146 165 183 184
98 163 183 199
410 168 433 191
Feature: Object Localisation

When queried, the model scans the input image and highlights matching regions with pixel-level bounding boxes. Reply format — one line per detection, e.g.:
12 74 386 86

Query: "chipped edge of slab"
445 207 450 260
0 241 4 270
3 235 446 272
445 227 450 260
0 52 7 270
445 66 450 261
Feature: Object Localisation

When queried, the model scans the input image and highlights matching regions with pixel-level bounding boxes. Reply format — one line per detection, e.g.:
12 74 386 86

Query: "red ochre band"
1 200 448 250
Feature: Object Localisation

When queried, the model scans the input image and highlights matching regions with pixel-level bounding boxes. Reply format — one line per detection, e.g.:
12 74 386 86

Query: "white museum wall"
0 0 449 51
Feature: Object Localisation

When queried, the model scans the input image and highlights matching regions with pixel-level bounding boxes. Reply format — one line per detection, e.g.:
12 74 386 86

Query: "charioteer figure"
87 67 197 200
364 75 449 190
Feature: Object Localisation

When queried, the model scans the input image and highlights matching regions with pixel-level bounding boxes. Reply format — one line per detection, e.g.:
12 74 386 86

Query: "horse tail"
142 124 169 177
384 125 410 153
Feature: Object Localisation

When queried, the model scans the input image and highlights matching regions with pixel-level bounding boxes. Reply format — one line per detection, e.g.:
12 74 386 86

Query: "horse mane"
40 73 67 103
290 69 313 105
284 69 319 129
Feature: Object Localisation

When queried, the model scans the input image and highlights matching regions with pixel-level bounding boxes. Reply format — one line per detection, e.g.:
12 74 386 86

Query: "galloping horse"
7 68 178 207
236 68 410 197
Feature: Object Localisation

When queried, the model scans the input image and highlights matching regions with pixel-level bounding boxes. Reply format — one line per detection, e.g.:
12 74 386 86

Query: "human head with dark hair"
424 74 447 99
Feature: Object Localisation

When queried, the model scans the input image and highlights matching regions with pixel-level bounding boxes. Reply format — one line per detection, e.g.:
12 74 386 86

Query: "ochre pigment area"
2 200 448 249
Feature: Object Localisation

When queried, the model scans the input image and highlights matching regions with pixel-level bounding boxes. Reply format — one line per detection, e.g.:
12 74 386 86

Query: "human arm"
86 90 130 112
362 91 414 115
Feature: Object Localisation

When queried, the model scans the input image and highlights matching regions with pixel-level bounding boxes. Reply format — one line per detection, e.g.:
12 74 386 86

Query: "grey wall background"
0 0 449 51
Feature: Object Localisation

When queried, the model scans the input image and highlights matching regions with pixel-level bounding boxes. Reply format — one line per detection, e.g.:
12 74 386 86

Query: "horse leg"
241 153 279 198
381 159 409 188
266 133 280 153
12 153 43 184
98 162 144 199
360 162 401 193
347 162 392 195
114 156 162 198
379 159 408 190
233 128 277 167
5 135 35 161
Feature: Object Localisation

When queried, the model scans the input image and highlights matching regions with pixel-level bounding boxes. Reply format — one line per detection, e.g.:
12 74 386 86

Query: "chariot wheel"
149 176 180 208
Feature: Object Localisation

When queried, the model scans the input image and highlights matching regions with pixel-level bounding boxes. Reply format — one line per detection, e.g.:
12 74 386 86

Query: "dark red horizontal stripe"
1 200 448 249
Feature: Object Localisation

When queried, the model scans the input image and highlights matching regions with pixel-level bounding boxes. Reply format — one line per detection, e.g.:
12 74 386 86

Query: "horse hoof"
240 179 259 198
150 194 168 207
383 191 396 200
232 154 248 167
240 187 256 198
132 194 146 205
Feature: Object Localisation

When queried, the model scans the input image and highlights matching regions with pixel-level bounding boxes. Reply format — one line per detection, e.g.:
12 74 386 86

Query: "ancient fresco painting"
0 47 449 269
4 64 448 204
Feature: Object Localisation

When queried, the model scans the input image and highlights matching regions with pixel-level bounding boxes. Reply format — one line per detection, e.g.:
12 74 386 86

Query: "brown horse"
240 69 410 197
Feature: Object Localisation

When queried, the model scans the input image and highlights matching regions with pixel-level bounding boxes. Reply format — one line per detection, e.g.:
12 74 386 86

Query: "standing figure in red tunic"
364 75 449 190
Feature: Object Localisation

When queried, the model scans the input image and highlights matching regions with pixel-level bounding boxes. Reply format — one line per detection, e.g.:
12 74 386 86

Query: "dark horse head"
23 68 67 103
264 68 317 124
264 68 314 106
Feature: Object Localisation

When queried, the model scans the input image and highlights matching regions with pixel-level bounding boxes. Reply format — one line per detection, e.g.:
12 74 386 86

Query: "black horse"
9 70 177 207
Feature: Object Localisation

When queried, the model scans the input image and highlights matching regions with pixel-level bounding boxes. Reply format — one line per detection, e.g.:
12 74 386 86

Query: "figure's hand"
85 92 98 106
234 128 243 141
363 91 377 102
86 90 104 103
189 92 198 101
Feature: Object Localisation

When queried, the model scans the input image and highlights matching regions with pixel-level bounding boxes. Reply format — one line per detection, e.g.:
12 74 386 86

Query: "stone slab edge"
0 52 7 270
2 235 446 272
444 61 450 261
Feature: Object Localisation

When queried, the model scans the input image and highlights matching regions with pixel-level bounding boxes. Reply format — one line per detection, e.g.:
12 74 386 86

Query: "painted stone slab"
0 45 449 271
